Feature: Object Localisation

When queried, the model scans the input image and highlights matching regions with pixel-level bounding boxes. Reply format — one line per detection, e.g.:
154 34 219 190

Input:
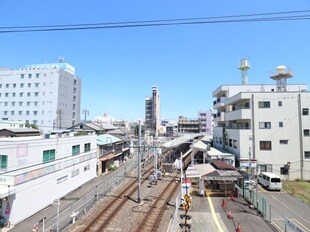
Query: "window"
28 83 31 88
12 93 16 97
0 84 1 88
5 93 9 97
279 122 283 127
19 102 23 106
35 83 39 87
27 92 31 97
260 141 272 150
34 92 39 97
305 152 310 159
13 84 16 88
4 102 8 106
11 111 14 115
6 84 9 88
34 102 38 106
304 129 310 136
26 111 29 115
36 73 39 78
303 108 309 116
3 111 7 115
280 166 289 175
21 74 25 79
27 102 30 106
0 155 8 170
72 145 80 155
259 122 271 129
280 140 288 144
28 74 32 78
278 101 282 107
71 169 80 177
20 92 24 97
258 101 270 108
233 140 237 149
18 111 22 115
20 83 24 88
33 111 38 116
11 102 15 106
84 143 91 152
43 149 55 163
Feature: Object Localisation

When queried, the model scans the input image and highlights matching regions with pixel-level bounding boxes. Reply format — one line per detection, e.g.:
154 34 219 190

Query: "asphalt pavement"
259 186 310 232
176 188 276 232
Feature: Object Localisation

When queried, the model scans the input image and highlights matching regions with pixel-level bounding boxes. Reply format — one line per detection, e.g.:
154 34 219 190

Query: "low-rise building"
0 132 97 224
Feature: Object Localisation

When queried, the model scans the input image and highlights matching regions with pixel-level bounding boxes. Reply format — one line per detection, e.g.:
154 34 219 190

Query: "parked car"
257 172 282 191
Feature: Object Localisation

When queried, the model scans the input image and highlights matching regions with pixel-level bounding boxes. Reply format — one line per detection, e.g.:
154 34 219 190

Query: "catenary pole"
137 120 142 203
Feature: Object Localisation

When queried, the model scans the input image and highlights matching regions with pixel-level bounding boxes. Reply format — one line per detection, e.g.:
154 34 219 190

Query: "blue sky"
0 1 309 121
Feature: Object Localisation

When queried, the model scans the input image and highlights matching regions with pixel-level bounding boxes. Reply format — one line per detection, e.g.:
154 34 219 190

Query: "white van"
257 172 282 191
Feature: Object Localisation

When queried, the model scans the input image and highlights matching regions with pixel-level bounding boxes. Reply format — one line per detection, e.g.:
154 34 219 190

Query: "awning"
0 185 16 198
185 163 216 178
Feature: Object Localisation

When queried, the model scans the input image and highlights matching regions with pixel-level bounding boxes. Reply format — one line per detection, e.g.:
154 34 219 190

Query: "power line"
1 9 310 29
0 10 310 34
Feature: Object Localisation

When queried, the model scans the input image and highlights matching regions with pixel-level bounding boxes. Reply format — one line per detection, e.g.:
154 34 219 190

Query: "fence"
241 186 295 232
40 158 144 232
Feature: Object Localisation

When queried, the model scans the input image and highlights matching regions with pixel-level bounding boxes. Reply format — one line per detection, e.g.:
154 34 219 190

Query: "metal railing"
41 158 145 232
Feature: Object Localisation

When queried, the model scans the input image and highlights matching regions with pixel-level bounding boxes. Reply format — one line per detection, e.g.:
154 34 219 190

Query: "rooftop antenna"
269 65 293 92
59 56 64 63
239 58 250 85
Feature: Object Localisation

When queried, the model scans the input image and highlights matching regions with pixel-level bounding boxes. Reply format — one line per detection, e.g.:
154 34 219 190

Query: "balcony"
213 112 225 122
225 109 251 121
213 96 226 109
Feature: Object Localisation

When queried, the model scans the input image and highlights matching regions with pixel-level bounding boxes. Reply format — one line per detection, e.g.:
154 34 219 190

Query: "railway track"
133 174 180 232
82 165 153 232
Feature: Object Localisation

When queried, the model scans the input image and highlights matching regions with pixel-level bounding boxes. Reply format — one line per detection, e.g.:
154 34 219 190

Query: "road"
259 186 310 232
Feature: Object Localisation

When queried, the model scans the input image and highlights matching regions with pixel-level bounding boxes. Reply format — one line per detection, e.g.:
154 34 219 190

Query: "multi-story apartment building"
145 86 160 137
212 84 310 180
178 116 200 133
0 133 97 224
198 110 213 134
0 63 81 132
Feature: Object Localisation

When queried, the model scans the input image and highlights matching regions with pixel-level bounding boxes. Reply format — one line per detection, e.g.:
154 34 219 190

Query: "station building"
0 133 97 224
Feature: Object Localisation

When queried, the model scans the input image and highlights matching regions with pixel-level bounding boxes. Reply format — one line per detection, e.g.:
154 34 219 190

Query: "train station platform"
174 185 276 232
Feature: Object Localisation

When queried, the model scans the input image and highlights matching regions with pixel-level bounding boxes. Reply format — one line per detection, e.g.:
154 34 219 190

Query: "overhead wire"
0 10 310 33
1 9 310 29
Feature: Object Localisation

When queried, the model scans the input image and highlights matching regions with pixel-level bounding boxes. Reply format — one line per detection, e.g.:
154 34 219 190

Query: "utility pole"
137 120 142 203
82 109 89 122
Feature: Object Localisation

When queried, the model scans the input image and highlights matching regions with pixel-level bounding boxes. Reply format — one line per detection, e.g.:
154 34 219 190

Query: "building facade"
198 110 213 134
145 86 160 136
0 133 97 224
178 116 200 133
212 84 310 180
0 63 81 132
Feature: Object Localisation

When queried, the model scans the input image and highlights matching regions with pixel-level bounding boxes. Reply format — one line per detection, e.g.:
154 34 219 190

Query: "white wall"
0 134 97 224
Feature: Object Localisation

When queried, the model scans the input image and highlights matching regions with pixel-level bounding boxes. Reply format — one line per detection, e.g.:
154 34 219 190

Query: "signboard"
285 217 306 232
240 159 257 168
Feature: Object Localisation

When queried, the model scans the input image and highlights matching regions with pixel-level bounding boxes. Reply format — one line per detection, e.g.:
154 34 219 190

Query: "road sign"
285 217 306 232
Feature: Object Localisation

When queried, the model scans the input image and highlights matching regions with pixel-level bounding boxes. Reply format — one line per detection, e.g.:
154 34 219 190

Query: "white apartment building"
198 110 214 134
212 84 310 180
0 63 81 132
0 133 97 224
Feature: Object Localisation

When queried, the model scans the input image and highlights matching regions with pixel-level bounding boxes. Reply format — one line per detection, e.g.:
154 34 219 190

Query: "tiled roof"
211 160 236 170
